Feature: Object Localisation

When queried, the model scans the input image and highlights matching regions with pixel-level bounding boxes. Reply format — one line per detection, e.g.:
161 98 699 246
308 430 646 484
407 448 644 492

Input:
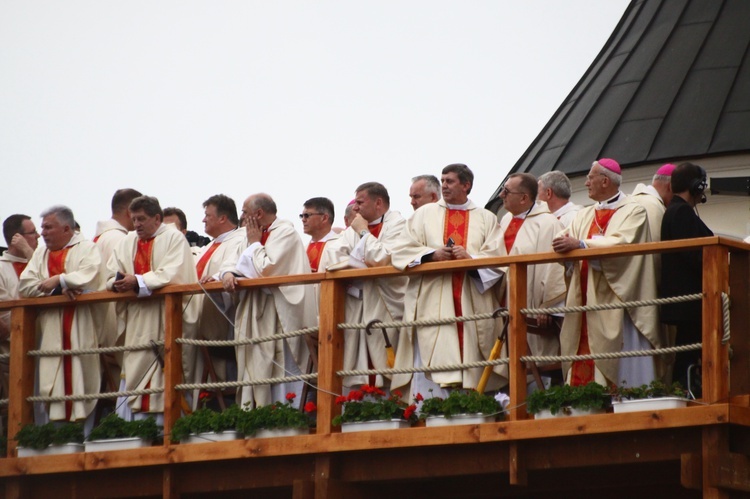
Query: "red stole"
504 217 524 253
307 241 326 272
48 247 74 419
12 261 27 278
196 242 221 279
260 229 270 246
93 235 100 243
570 209 616 386
134 237 154 410
444 209 470 359
368 223 383 239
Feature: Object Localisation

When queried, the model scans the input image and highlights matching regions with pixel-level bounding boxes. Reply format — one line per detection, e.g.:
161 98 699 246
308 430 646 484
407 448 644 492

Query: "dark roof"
487 0 750 211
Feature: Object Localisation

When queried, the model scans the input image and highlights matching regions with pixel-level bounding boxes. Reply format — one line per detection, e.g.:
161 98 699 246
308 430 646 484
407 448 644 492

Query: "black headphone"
689 166 708 204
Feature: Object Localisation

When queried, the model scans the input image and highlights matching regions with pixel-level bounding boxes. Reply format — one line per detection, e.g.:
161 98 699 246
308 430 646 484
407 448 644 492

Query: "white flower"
494 392 510 412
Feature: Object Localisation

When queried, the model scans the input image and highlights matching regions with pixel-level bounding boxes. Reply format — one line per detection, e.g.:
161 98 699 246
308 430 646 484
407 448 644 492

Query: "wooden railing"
1 236 748 497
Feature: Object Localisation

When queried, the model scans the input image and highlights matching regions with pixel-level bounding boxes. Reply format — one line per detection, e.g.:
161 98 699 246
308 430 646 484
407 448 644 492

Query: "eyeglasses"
500 187 525 196
299 213 324 220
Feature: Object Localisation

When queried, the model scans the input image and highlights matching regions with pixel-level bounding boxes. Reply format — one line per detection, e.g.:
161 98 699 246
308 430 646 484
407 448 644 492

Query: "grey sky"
1 1 629 240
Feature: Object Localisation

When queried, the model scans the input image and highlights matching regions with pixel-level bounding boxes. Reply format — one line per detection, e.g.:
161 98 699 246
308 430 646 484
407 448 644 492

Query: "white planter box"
612 397 689 414
181 430 240 444
534 407 606 419
17 443 84 458
246 427 308 439
425 414 495 427
341 419 410 433
84 437 152 452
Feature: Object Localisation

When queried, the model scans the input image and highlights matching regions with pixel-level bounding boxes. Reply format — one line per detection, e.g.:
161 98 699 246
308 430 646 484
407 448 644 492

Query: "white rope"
176 327 319 347
337 310 508 331
722 292 730 345
27 388 164 403
337 358 509 377
0 398 8 406
175 373 319 391
28 341 164 357
0 353 8 361
521 293 703 316
521 343 702 363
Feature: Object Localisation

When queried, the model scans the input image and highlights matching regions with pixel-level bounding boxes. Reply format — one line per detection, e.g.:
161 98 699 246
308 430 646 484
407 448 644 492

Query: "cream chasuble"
19 233 104 421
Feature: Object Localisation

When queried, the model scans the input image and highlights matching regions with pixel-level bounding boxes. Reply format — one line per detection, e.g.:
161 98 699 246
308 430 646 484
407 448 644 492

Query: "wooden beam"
316 279 346 435
703 245 730 404
680 453 702 490
509 441 527 486
728 249 750 396
7 306 36 458
163 293 184 448
703 426 730 498
508 263 528 422
716 452 750 492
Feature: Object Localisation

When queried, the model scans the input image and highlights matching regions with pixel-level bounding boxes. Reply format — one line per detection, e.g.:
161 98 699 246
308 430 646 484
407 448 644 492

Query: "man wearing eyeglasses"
323 182 407 391
499 173 566 383
0 214 40 345
19 206 104 426
300 197 337 273
552 158 660 389
391 164 506 399
221 193 315 408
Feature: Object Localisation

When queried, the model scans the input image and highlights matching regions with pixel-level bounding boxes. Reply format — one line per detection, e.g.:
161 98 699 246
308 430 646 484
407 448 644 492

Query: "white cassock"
558 194 660 387
93 218 129 350
390 200 506 398
107 223 199 414
322 211 407 389
19 233 104 421
631 183 666 285
0 252 28 355
552 201 583 229
223 218 316 408
500 202 566 364
190 227 246 388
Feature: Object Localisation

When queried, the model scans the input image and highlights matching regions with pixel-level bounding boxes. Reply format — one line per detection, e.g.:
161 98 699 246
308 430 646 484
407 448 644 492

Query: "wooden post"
316 278 346 435
163 293 183 448
702 245 729 404
7 306 36 457
507 263 528 422
728 249 750 397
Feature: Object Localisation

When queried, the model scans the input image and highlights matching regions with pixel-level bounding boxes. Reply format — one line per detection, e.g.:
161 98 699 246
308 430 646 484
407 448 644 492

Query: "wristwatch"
359 229 369 238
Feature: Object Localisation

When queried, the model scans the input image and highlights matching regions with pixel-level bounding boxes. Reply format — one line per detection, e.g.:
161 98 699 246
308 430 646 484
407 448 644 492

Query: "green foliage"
237 400 313 437
15 422 84 450
170 405 243 442
331 385 418 426
611 380 688 401
87 414 159 442
418 390 503 420
527 382 611 415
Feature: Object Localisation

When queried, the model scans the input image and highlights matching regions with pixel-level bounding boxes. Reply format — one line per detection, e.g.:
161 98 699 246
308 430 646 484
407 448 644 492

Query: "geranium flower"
374 387 386 397
392 389 402 399
403 404 416 420
361 385 375 394
304 401 317 413
335 395 347 405
347 390 364 401
415 393 424 402
286 393 296 401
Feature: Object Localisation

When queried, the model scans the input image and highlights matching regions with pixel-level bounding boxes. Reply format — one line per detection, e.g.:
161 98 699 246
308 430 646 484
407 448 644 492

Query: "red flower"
304 401 317 413
415 393 424 402
335 395 347 405
286 392 296 401
403 404 416 420
347 390 364 401
361 385 375 394
374 387 386 397
392 389 403 399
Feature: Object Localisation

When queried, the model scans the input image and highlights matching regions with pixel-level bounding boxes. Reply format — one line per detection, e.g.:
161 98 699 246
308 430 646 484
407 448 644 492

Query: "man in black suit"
660 162 712 395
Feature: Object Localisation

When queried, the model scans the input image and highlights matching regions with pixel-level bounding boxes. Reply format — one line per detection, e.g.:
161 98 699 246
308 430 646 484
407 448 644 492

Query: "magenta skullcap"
594 158 621 174
347 199 356 206
656 163 676 176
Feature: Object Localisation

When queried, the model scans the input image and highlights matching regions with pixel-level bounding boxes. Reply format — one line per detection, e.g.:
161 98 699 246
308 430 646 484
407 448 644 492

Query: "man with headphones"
660 162 712 395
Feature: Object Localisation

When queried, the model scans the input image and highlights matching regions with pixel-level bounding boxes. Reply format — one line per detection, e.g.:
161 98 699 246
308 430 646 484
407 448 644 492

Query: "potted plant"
85 413 159 452
238 393 316 438
610 380 690 413
418 389 506 427
15 422 84 457
332 385 418 432
527 382 610 419
171 405 243 444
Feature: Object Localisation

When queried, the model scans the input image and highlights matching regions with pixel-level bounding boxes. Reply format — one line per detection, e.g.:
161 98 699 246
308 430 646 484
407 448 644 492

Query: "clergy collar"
212 228 237 243
446 200 471 210
369 213 386 226
596 191 623 210
512 204 534 220
311 230 338 243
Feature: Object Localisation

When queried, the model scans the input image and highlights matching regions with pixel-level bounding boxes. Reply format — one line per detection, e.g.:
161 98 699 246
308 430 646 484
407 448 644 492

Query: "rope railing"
27 387 164 403
175 373 319 392
176 326 319 347
338 358 509 378
520 293 702 316
0 398 8 406
337 309 508 331
722 292 730 345
27 341 164 358
0 353 8 361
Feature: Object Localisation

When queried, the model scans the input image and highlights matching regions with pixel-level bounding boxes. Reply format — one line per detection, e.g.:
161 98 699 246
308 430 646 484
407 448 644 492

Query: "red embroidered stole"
196 242 221 279
12 261 27 278
134 238 154 410
570 209 616 386
307 241 326 272
260 230 270 246
444 209 470 360
48 247 74 419
504 217 524 253
368 223 383 239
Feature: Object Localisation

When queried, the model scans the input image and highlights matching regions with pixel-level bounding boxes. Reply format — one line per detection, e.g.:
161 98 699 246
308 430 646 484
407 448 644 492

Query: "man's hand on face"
244 215 262 244
349 214 368 234
10 233 34 259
